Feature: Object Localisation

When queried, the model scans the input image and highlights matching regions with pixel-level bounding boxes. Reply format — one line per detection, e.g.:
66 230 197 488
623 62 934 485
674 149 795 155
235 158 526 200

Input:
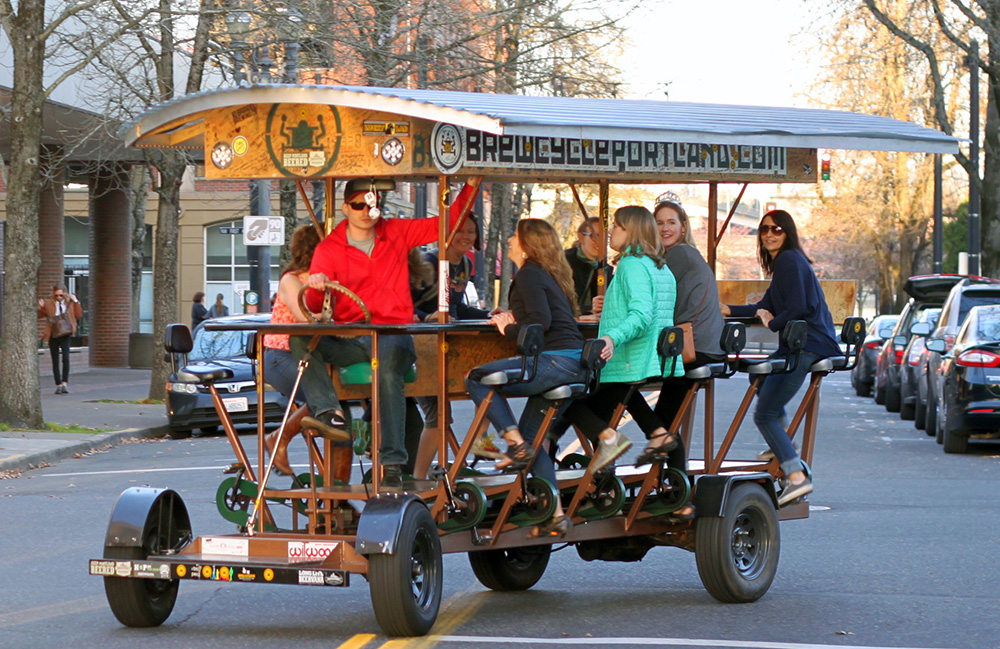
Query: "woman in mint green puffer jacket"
559 205 685 475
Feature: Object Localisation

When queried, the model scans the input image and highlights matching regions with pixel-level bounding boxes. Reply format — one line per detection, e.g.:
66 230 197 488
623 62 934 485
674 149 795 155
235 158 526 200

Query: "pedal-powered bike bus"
90 85 959 636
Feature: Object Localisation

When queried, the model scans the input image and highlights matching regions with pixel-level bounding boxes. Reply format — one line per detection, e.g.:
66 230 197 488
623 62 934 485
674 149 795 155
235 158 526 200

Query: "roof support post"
707 182 718 272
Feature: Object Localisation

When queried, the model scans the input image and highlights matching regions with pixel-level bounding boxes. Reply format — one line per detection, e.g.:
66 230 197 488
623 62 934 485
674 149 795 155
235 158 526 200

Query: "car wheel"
874 374 887 404
900 399 915 420
914 398 927 430
196 425 220 436
169 428 192 440
885 380 901 413
940 397 969 454
855 380 871 397
942 424 969 454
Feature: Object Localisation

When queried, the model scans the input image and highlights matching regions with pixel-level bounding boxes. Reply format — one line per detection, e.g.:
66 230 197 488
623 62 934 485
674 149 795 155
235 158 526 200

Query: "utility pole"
967 40 982 276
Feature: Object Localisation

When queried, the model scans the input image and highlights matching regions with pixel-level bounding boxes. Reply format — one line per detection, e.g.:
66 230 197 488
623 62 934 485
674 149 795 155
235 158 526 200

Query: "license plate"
223 397 248 413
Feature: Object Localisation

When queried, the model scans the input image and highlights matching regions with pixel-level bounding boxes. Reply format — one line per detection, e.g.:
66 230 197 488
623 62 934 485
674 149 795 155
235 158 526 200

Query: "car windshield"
190 329 249 362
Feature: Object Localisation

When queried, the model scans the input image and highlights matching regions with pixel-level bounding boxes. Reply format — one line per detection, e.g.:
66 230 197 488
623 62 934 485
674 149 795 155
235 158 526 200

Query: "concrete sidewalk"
0 348 169 475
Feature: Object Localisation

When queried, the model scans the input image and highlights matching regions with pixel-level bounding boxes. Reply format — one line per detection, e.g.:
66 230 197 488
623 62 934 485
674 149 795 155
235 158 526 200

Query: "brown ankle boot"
264 430 294 475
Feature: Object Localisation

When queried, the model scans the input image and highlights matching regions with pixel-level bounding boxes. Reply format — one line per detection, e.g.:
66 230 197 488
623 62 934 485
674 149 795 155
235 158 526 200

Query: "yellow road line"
375 588 491 649
335 633 378 649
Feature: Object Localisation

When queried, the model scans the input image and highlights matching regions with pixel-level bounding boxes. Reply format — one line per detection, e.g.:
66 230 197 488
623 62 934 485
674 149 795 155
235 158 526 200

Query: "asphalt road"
1 371 999 649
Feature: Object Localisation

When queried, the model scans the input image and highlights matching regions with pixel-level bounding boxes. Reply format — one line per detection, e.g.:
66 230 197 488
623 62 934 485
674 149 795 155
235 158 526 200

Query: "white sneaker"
591 432 632 472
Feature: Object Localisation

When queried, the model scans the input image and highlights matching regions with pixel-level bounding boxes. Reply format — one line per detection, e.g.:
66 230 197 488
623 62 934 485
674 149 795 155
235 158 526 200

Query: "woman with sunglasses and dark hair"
721 209 840 506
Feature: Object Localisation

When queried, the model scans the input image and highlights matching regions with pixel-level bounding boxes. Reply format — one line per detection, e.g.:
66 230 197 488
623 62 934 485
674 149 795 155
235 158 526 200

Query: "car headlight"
167 381 198 395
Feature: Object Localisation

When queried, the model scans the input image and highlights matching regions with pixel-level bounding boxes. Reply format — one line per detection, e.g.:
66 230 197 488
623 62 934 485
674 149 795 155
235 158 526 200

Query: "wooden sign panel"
718 279 858 325
202 104 437 179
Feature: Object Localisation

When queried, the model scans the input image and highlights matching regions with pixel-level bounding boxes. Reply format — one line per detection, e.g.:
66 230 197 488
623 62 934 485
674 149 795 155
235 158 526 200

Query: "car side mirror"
877 325 895 339
910 321 932 337
926 338 947 353
892 335 908 346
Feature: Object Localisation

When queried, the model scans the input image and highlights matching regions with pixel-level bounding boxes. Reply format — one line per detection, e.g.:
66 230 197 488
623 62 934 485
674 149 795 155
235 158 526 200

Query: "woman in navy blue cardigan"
722 210 840 506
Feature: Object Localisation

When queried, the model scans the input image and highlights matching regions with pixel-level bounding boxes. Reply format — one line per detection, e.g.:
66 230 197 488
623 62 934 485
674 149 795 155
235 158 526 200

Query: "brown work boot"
264 429 294 475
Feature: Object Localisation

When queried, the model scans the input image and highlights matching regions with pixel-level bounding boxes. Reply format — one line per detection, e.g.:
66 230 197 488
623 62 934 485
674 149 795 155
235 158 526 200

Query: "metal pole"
968 40 981 276
248 46 272 311
707 182 718 272
933 154 943 273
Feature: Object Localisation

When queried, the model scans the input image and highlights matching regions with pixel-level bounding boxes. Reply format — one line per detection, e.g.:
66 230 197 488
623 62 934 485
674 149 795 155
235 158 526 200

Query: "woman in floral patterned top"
263 225 323 475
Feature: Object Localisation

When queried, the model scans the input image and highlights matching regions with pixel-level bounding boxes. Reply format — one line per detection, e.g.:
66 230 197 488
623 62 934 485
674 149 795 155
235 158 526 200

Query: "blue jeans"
263 348 298 398
465 353 586 486
753 351 821 476
290 334 416 467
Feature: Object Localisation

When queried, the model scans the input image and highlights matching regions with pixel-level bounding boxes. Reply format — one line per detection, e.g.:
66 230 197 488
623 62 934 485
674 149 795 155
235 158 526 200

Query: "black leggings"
557 381 687 473
49 335 71 385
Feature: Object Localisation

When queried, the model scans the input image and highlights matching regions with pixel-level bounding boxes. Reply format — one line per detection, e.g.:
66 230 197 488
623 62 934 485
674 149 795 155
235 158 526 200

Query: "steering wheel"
297 281 372 324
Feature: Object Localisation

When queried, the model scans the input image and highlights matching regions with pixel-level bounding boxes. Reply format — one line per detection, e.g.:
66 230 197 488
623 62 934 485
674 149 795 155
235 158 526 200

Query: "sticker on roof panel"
432 123 465 174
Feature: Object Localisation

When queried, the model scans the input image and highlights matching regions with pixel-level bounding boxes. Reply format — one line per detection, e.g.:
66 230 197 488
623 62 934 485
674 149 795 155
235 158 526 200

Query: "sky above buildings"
620 0 820 107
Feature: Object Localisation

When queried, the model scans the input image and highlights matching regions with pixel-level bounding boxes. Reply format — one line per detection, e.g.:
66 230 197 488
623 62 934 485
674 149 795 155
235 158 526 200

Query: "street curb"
0 425 171 476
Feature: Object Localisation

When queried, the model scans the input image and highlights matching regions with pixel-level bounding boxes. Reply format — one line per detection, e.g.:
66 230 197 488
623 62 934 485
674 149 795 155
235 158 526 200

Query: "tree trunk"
130 165 150 333
981 72 1000 278
0 0 47 428
147 153 185 401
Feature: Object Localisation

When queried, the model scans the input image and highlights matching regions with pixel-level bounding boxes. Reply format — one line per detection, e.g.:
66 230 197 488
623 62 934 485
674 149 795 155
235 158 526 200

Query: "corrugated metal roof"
126 84 960 154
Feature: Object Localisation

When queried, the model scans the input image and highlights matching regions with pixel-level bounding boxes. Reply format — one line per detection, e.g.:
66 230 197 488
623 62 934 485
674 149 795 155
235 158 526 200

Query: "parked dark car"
874 275 968 411
165 313 288 437
930 304 1000 453
898 308 940 420
851 314 899 397
919 279 1000 441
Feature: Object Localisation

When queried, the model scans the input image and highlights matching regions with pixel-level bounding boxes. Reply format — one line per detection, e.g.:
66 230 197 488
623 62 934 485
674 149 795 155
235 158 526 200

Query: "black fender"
693 473 777 517
104 487 191 550
355 494 427 555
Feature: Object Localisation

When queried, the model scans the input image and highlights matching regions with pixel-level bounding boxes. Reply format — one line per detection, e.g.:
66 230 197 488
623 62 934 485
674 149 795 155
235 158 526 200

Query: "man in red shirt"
294 178 478 487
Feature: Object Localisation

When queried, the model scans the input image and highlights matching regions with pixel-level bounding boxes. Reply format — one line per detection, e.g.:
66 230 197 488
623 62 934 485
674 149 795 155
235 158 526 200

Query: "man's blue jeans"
465 352 586 486
753 351 821 477
290 333 416 467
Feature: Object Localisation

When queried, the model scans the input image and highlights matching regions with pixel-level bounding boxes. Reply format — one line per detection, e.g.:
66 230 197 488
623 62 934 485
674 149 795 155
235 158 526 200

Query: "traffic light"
820 151 832 181
765 202 777 213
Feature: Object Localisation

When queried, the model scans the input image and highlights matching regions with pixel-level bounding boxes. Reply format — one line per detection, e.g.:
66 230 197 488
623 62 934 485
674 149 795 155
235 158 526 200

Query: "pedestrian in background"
191 291 208 329
208 293 229 318
37 284 83 394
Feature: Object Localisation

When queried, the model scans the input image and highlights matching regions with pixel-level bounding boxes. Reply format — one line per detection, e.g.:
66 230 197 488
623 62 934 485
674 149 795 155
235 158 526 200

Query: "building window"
204 220 280 314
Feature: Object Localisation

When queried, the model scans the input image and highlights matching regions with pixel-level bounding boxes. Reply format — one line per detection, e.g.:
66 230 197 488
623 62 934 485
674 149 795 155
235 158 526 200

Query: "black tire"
941 401 969 454
468 545 552 591
874 375 887 404
885 381 901 413
695 482 779 603
928 398 941 443
368 504 442 637
103 497 189 627
914 398 927 430
855 381 871 397
169 428 192 440
942 426 969 454
197 425 220 436
900 400 915 420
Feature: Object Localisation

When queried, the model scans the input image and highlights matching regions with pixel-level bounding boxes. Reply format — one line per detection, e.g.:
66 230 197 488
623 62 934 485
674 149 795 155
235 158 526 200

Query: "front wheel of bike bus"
368 503 443 637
